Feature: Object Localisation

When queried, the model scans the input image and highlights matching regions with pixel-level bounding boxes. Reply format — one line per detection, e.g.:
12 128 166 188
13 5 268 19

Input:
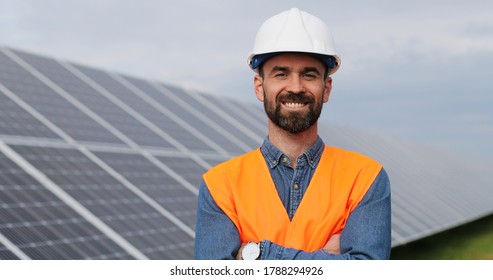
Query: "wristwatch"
241 242 260 260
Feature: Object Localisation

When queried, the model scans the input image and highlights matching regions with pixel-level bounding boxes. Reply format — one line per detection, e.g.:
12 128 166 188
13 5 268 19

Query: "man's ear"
323 77 332 103
254 75 264 102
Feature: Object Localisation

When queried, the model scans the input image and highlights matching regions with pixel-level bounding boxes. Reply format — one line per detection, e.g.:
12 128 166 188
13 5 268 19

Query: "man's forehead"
263 53 325 71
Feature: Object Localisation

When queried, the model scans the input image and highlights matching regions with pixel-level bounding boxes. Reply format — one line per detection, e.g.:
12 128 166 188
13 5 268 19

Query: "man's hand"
323 234 341 254
236 242 247 260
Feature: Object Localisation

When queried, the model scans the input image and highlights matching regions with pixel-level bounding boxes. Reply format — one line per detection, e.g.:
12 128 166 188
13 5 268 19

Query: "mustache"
277 92 313 103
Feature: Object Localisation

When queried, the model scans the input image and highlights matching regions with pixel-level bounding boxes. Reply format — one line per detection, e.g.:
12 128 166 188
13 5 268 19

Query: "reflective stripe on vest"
203 146 382 252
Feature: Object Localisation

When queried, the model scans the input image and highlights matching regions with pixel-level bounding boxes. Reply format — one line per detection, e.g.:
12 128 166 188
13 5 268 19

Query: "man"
194 7 391 260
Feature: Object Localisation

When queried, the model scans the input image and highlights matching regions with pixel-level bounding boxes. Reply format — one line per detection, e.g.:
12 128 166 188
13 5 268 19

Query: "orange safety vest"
203 146 382 252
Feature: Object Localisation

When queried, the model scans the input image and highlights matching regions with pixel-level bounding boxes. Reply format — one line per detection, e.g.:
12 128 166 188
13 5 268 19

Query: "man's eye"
274 73 287 77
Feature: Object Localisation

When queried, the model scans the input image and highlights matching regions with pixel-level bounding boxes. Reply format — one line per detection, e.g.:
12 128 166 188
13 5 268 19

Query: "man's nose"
287 76 304 93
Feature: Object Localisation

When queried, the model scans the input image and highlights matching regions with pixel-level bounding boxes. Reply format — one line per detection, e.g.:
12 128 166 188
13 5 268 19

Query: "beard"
263 90 323 134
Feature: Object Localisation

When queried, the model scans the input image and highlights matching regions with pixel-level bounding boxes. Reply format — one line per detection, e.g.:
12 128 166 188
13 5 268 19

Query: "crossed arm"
235 234 341 259
194 169 391 260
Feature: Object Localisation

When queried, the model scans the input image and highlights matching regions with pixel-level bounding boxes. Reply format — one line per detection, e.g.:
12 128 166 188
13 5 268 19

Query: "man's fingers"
236 242 246 260
323 234 341 254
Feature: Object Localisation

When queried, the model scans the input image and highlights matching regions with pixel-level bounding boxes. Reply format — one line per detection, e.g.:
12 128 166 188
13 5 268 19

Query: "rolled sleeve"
194 180 241 259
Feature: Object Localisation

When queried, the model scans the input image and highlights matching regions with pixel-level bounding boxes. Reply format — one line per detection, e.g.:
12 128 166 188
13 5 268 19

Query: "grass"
391 214 493 260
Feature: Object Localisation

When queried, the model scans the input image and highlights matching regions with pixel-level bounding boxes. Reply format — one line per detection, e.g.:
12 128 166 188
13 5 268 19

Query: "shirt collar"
260 136 325 169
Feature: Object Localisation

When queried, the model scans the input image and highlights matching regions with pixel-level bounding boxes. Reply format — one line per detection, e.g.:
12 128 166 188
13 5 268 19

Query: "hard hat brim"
248 52 340 75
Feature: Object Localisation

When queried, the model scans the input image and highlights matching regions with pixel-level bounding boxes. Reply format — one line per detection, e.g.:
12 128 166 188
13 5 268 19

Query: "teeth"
284 102 305 108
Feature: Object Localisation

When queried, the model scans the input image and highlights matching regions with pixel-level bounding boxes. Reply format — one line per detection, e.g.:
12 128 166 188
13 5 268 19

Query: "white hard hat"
247 7 341 75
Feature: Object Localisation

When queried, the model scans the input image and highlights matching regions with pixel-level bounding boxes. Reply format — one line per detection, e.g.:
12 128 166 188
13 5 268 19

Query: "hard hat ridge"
248 7 341 75
274 8 314 52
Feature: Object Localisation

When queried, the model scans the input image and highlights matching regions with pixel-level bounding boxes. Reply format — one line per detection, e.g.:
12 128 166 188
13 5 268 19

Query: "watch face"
242 242 260 260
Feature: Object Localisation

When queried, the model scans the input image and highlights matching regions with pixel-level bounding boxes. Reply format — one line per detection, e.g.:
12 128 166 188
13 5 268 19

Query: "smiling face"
254 53 332 134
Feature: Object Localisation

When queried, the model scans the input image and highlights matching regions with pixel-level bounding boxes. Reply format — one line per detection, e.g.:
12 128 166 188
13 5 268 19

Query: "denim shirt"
194 136 391 260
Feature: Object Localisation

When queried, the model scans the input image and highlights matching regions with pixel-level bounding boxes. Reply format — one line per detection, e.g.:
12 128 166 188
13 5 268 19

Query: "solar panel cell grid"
120 75 231 154
155 155 208 188
0 90 61 139
213 96 267 139
12 50 174 149
0 246 20 260
94 151 197 229
171 87 261 149
73 65 216 153
0 150 134 259
7 144 195 258
0 50 125 145
125 78 246 154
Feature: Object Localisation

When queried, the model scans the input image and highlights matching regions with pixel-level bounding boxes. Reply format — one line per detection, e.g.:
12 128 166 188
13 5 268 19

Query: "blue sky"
1 0 492 160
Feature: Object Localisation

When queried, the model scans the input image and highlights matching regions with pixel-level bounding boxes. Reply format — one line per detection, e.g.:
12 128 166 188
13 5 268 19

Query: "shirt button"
282 157 288 163
272 160 277 165
294 183 299 190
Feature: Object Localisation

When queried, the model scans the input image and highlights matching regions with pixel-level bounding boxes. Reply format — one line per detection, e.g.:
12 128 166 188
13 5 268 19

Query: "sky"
0 0 492 160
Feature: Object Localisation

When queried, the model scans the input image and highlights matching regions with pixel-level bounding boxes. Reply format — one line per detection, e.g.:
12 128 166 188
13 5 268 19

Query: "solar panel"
212 96 268 138
5 144 194 259
0 245 19 260
73 65 216 153
175 88 263 149
154 155 208 188
92 151 197 229
0 146 134 259
12 49 174 149
0 88 62 140
127 78 249 155
1 45 492 259
0 50 125 145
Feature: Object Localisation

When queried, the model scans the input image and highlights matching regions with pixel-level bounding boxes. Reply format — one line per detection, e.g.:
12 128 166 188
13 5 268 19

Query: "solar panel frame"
0 244 21 260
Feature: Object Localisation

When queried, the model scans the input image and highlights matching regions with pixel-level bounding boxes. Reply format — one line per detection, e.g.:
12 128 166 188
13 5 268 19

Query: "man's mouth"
283 102 307 108
278 92 312 108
